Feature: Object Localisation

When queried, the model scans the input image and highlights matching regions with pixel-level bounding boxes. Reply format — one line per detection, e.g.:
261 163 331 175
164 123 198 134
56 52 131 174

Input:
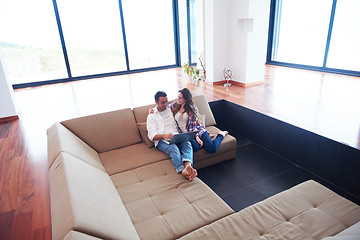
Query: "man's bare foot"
181 164 193 177
188 169 197 181
181 164 197 181
217 131 228 137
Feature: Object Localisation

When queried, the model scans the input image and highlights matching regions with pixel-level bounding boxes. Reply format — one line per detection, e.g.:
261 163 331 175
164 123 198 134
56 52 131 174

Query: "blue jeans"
191 131 224 153
157 140 193 173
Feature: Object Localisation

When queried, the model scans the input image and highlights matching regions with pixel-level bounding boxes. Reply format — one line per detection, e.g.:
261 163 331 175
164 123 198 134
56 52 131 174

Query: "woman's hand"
195 136 203 148
148 108 154 114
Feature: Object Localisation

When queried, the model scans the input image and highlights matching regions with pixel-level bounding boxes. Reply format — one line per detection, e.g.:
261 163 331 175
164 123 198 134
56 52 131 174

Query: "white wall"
0 51 18 119
204 0 270 84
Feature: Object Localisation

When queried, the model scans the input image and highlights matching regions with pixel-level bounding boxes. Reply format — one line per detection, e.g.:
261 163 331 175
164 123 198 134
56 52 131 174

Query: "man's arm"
153 133 174 141
146 113 174 141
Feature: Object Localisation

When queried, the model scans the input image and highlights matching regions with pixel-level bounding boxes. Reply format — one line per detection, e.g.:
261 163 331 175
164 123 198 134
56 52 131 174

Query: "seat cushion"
111 160 234 240
49 152 139 240
99 143 169 175
193 126 236 168
179 180 360 240
322 221 360 240
63 231 102 240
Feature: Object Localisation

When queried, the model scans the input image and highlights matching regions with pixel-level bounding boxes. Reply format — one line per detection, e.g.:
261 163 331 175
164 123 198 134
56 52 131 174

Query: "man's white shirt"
147 107 179 147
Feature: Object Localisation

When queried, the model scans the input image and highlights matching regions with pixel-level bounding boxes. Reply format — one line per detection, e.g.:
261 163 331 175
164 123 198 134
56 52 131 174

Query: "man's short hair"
155 91 167 102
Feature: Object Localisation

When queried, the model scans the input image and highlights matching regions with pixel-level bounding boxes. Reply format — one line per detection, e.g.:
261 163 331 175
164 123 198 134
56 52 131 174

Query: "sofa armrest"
47 122 104 171
50 152 140 240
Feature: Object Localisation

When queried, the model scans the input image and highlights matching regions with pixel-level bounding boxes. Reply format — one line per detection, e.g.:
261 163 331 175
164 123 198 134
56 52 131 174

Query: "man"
147 91 197 181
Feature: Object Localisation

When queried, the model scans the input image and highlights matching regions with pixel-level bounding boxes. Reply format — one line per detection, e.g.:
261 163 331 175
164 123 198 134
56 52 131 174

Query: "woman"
169 88 228 153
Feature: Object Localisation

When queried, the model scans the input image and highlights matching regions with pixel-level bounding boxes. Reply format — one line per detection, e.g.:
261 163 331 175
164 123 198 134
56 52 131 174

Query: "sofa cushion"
193 126 236 168
137 122 154 147
61 108 142 153
47 122 104 171
99 143 169 175
63 231 102 240
111 160 234 240
322 221 360 240
179 180 360 240
192 95 216 127
49 152 139 240
133 103 156 123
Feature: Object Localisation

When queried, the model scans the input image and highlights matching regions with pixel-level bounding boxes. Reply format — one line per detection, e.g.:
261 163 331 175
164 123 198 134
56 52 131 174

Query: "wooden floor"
0 65 359 239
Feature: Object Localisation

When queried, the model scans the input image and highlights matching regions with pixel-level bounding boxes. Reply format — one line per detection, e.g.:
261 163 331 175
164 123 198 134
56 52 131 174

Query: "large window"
122 0 176 69
56 0 127 77
189 0 198 64
326 0 360 72
0 0 67 84
267 0 360 76
0 0 197 88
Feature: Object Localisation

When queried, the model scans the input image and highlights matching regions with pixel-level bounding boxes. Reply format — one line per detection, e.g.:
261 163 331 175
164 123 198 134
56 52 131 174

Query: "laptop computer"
169 131 198 144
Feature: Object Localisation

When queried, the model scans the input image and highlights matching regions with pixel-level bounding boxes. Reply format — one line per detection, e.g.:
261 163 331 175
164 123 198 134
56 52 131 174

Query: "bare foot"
209 133 215 138
188 169 197 181
217 131 228 137
181 164 193 177
181 164 197 181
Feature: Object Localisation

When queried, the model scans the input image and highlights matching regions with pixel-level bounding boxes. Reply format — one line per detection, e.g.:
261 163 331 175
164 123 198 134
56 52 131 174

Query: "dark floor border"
209 99 360 200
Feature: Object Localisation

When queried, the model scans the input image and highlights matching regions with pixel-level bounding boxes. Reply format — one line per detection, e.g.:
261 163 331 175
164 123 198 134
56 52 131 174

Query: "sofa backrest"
132 95 216 127
133 103 156 123
192 95 216 127
61 108 142 153
47 122 105 170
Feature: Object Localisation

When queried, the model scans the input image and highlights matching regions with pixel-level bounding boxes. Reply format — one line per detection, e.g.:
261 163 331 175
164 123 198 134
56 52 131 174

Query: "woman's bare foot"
217 131 228 137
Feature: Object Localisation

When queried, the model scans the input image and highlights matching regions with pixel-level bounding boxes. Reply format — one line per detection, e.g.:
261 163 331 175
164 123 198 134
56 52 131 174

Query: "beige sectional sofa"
47 95 360 240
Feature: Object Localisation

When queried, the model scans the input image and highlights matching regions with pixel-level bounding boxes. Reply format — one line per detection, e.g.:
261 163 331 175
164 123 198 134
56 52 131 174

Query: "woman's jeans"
157 140 193 173
191 131 224 153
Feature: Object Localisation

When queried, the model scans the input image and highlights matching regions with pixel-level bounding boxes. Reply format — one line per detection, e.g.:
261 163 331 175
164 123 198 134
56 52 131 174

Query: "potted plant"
182 61 200 83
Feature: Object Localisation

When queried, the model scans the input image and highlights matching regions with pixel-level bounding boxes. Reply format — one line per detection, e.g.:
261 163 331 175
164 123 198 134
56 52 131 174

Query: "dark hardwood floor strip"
0 115 19 124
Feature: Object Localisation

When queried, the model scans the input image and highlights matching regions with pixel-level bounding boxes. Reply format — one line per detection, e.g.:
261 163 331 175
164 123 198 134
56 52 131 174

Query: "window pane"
189 0 197 64
326 0 360 72
57 0 127 77
273 0 333 66
178 0 189 65
122 0 176 69
0 0 67 84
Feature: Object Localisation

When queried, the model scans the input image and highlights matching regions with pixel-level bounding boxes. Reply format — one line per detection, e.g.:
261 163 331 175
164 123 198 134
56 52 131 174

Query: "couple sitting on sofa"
146 88 228 181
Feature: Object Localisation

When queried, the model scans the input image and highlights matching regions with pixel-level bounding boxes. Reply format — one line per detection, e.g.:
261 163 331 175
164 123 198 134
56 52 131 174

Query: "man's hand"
164 133 174 140
153 133 174 141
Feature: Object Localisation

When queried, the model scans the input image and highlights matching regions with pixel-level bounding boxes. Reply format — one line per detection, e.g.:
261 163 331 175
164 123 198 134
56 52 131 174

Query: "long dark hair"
172 88 197 119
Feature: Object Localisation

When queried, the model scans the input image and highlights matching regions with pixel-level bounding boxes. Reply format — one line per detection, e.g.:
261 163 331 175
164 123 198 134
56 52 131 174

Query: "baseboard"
213 80 264 87
0 115 19 123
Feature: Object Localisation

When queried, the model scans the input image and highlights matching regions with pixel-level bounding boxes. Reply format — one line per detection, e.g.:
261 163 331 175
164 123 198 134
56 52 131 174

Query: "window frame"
266 0 360 77
11 0 183 89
